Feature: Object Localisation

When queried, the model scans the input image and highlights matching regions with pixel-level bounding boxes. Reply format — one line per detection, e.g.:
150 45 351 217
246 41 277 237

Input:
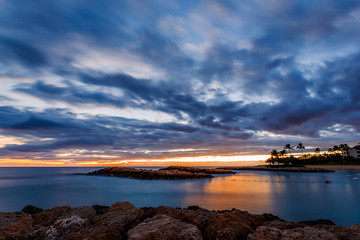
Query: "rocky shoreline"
1 201 359 240
81 166 335 181
82 166 234 180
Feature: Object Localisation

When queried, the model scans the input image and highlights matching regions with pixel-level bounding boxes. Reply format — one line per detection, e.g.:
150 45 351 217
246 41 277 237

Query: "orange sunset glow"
0 154 268 167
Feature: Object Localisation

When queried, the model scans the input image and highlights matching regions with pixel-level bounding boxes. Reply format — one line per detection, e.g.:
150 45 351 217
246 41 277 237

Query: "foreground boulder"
0 215 33 240
127 214 202 240
30 206 96 239
1 201 360 240
32 206 71 228
149 206 202 229
0 212 28 230
204 212 253 240
64 201 144 240
247 226 283 240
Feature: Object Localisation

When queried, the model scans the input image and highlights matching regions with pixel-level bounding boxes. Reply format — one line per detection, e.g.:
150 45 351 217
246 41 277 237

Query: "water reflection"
184 174 273 213
0 168 359 225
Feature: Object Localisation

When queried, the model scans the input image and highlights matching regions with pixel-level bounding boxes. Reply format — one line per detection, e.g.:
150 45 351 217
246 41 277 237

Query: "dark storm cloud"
1 0 360 161
0 36 48 67
0 107 249 159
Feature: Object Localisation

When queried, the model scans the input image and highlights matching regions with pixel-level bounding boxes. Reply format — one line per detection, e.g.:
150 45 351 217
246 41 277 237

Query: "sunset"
1 0 360 167
1 1 360 239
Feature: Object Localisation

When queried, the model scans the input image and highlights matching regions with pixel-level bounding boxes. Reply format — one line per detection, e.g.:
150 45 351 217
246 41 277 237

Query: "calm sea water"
0 167 359 226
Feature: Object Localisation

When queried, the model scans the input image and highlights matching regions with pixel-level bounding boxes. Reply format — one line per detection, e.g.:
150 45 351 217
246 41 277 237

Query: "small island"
83 166 235 180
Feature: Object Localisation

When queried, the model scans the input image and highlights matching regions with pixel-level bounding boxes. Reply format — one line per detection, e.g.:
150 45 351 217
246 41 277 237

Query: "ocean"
0 167 359 226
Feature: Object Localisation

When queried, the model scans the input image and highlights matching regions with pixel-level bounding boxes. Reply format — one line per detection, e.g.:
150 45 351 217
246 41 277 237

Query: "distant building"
343 144 360 159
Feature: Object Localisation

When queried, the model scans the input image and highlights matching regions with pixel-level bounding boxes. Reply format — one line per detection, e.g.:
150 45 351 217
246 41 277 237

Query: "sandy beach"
308 165 360 171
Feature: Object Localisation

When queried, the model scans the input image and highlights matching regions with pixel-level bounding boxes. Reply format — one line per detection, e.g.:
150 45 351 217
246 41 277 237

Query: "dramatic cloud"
0 0 360 164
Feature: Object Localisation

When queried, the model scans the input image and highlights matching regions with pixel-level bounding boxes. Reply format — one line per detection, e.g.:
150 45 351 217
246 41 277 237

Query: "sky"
1 0 360 166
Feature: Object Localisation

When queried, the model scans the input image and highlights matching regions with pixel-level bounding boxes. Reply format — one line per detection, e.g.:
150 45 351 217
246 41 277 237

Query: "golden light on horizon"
0 159 66 166
0 154 268 167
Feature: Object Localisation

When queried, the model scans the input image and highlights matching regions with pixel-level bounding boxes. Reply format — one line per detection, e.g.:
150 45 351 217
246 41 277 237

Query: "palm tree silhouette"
284 144 294 156
296 143 305 157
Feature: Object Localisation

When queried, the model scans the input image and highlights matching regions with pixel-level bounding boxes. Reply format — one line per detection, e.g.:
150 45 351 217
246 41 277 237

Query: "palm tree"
296 143 305 157
270 149 278 158
284 144 294 156
315 148 320 155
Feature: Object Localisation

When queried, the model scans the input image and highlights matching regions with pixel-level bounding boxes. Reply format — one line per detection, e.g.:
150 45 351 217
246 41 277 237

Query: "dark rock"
65 201 144 240
21 205 44 215
231 209 266 230
32 206 71 228
301 219 335 226
247 226 283 240
92 205 109 215
187 205 202 211
349 224 360 240
315 225 352 240
262 213 281 222
86 167 214 180
30 216 87 240
204 212 253 240
127 214 202 240
61 206 96 221
263 220 307 230
151 206 202 229
0 212 28 231
282 226 339 240
195 209 219 231
0 215 33 240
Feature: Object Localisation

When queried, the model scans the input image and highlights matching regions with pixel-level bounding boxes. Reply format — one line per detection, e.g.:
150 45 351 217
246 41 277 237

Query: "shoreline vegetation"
1 201 360 240
266 142 360 167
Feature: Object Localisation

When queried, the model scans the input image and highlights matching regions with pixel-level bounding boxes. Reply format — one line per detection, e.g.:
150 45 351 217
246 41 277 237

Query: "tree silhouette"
284 144 294 156
296 143 305 157
315 148 320 155
270 149 278 158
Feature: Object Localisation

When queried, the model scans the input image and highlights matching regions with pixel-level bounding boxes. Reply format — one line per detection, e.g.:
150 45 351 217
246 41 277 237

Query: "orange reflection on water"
183 173 275 214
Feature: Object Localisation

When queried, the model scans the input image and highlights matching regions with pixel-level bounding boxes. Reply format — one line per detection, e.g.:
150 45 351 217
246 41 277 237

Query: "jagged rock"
187 206 202 211
301 219 335 226
204 212 253 240
150 206 202 229
349 224 360 240
92 205 109 215
231 209 265 230
0 212 28 230
282 226 339 240
86 167 213 180
32 206 71 228
195 208 219 231
247 226 283 240
0 215 33 240
61 206 96 221
262 213 281 222
31 216 87 240
315 225 352 240
21 205 44 215
127 214 202 240
264 220 307 230
64 201 144 240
